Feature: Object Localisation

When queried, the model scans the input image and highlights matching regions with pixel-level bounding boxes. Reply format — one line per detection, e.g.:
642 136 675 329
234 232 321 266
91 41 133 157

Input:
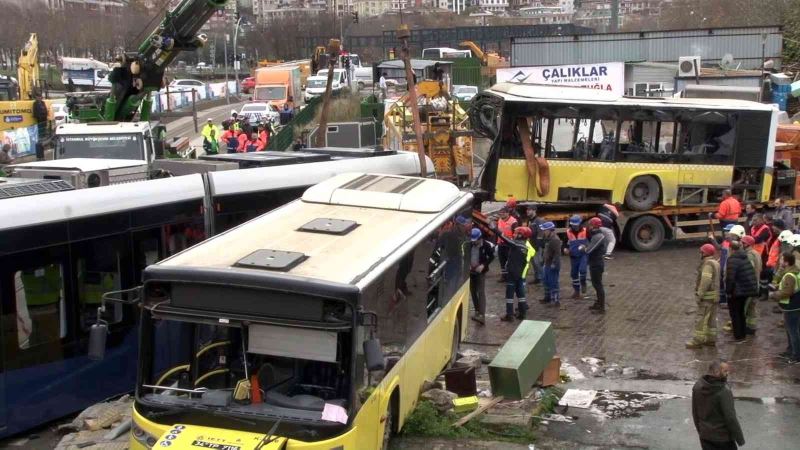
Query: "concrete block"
488 320 556 400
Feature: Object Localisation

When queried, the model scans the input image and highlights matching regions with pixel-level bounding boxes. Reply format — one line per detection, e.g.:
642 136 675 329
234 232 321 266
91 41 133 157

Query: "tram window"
165 222 206 256
76 239 123 330
14 264 66 350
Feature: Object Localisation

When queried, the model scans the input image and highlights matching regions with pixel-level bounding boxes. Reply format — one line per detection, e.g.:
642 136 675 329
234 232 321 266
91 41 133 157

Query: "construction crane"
69 0 229 123
1 33 52 134
459 40 508 78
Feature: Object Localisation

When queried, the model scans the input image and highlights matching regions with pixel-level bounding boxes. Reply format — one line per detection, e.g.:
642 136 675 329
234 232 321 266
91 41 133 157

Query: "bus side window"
74 237 125 330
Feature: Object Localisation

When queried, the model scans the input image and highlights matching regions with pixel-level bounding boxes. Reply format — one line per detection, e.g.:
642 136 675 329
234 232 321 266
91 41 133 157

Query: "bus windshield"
254 86 287 101
55 133 144 160
138 303 356 440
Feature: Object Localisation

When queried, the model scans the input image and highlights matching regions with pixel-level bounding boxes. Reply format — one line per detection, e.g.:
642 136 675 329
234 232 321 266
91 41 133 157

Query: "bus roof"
486 82 775 111
156 173 471 287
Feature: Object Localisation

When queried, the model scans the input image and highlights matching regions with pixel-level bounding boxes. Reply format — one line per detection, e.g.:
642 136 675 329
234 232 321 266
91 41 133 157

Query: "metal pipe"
398 24 427 177
233 16 243 96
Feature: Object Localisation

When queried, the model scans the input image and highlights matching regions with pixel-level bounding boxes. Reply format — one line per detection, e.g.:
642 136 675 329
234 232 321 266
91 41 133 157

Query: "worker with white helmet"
709 223 744 305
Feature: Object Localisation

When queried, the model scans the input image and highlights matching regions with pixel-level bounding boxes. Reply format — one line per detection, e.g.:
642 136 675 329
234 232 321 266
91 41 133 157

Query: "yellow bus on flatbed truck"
471 83 790 251
115 173 472 449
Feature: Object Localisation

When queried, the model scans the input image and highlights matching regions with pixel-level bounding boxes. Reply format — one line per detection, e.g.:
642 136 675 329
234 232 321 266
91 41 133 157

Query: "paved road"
437 241 800 449
164 100 247 149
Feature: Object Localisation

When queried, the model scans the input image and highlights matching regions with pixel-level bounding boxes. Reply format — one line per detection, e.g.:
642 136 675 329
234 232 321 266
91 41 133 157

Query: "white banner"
497 62 625 96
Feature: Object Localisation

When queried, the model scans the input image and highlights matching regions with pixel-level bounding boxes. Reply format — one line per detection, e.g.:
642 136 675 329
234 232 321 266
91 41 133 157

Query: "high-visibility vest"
751 223 771 256
497 217 517 244
717 197 742 220
767 240 781 269
20 265 62 306
521 241 536 279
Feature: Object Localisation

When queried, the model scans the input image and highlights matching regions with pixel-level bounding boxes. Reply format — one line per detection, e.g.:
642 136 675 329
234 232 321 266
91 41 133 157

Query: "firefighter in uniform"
687 244 721 349
501 227 535 322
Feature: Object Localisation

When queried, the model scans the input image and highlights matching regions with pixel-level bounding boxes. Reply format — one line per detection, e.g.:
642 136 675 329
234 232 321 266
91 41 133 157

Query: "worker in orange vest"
711 189 742 231
494 207 518 282
750 213 772 259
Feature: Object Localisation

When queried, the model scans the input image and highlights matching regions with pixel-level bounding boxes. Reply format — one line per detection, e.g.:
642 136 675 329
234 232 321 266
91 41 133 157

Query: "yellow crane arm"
459 40 486 64
17 33 39 100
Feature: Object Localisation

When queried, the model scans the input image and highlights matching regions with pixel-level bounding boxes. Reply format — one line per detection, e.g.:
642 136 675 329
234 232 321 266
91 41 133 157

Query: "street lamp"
233 15 243 95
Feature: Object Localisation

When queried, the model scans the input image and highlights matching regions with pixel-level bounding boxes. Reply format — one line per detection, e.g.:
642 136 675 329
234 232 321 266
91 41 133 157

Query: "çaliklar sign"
497 62 625 96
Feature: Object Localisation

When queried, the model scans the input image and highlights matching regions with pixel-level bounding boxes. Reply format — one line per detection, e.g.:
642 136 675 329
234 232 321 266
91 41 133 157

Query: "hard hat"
791 234 800 247
516 226 533 239
539 221 555 231
741 235 755 247
470 228 482 241
728 225 746 238
569 215 582 225
723 223 735 232
589 217 603 228
700 244 716 257
206 117 213 122
506 197 517 209
231 109 238 115
779 230 793 243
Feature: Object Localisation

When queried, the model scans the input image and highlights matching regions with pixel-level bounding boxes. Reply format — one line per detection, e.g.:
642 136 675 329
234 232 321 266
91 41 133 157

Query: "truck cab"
53 121 165 163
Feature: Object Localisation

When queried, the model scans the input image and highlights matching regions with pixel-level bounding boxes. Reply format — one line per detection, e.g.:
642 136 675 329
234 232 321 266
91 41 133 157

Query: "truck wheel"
624 176 660 211
627 215 665 252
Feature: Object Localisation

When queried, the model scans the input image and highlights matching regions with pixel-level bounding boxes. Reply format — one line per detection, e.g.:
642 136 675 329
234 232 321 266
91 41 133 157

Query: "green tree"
785 0 800 69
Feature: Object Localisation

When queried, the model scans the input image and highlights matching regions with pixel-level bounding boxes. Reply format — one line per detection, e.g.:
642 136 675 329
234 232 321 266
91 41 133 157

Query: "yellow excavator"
0 33 53 156
459 40 508 79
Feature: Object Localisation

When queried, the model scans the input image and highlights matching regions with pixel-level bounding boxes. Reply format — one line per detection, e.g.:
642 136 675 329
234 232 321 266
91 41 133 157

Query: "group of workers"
469 198 618 325
200 110 278 155
690 191 800 364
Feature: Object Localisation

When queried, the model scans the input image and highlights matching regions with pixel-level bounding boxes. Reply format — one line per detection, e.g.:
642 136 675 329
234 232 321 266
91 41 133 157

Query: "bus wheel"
447 320 461 369
624 176 660 211
627 215 665 252
381 401 395 450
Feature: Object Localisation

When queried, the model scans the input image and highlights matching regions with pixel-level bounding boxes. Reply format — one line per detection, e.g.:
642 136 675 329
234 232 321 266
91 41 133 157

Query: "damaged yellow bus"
113 173 473 449
472 83 779 211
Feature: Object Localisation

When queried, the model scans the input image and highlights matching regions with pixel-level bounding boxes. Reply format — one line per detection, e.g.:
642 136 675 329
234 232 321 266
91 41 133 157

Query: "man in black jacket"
469 228 495 325
583 217 607 313
692 360 745 450
725 241 759 342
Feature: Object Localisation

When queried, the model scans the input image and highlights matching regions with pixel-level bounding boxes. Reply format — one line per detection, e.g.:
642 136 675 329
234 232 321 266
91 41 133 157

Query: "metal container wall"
512 26 782 69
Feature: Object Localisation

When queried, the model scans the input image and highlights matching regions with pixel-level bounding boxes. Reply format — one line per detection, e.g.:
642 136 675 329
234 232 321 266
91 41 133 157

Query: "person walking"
769 252 800 364
584 217 607 313
692 360 745 450
520 205 544 284
741 235 761 335
773 197 795 232
201 118 221 155
597 203 619 260
539 221 562 306
687 244 721 349
564 215 588 299
501 227 535 322
495 207 518 282
712 190 742 232
469 228 495 325
725 241 759 342
379 72 388 100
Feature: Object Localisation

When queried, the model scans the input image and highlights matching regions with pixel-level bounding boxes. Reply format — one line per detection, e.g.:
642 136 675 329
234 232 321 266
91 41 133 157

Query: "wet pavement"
445 241 800 449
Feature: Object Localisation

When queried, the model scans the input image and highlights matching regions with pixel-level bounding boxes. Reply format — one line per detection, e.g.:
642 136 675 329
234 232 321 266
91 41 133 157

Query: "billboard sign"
497 62 625 96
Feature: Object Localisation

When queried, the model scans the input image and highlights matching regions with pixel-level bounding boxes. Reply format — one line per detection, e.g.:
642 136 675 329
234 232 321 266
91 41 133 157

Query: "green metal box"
488 320 556 400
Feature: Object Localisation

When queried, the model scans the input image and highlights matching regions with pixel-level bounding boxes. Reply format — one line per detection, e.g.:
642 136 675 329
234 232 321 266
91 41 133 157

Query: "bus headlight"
132 423 158 448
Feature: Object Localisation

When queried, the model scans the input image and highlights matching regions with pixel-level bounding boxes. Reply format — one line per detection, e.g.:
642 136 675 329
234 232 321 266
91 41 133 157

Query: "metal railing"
267 97 322 151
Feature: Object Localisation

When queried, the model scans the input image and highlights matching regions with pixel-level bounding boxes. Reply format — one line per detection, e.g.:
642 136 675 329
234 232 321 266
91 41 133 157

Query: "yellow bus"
112 173 473 449
472 83 779 211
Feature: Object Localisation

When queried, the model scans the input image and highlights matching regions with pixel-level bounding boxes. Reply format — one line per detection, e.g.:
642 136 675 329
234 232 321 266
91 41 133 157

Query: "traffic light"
352 11 358 24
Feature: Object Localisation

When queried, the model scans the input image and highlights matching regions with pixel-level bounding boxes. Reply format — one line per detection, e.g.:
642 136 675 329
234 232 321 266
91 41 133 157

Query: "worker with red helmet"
494 207 518 282
501 226 536 322
686 244 721 349
583 217 608 313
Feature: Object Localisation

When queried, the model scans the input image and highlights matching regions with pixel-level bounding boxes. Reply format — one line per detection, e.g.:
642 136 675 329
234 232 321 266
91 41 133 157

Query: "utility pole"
233 16 243 96
224 34 230 104
315 39 341 148
398 24 427 177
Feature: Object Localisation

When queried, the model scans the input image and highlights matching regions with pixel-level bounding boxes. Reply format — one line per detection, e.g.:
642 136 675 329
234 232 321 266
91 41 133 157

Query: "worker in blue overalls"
564 214 588 300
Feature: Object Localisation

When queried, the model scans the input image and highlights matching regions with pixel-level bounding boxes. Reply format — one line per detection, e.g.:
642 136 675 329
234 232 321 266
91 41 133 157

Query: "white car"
239 103 280 125
196 62 211 71
52 103 69 127
453 85 479 102
169 79 205 90
304 75 345 102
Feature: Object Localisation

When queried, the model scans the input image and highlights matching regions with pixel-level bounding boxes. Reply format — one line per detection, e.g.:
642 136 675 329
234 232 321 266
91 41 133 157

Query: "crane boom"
96 0 228 122
18 33 40 101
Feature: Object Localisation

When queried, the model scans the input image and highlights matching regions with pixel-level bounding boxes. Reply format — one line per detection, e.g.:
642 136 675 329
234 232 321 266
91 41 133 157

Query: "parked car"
52 103 69 127
239 102 280 126
241 77 256 94
453 85 479 102
304 75 346 102
168 79 205 92
196 62 211 71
